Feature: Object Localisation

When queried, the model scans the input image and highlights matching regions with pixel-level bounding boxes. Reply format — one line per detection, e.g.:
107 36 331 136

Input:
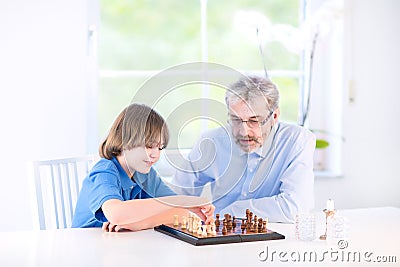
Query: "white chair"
32 155 98 230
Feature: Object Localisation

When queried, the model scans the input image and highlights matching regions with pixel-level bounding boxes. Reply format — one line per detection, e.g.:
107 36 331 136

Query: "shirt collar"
260 123 278 158
111 157 136 188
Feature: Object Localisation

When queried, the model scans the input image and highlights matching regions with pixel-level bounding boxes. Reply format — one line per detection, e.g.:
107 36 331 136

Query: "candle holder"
319 209 335 240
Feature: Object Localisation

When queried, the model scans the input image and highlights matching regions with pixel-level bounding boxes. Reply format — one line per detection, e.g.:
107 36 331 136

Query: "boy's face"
123 142 163 174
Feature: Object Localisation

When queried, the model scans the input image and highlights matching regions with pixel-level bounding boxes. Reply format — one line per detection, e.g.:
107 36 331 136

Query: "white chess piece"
181 216 187 230
173 215 179 227
202 225 208 237
193 217 198 233
188 216 193 233
206 224 211 234
196 221 202 235
210 222 217 236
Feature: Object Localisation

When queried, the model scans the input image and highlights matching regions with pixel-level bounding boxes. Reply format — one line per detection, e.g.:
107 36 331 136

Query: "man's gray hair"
225 76 280 111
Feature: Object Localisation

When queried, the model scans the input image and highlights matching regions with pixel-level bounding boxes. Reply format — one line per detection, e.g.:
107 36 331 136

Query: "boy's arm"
101 195 214 227
103 207 191 232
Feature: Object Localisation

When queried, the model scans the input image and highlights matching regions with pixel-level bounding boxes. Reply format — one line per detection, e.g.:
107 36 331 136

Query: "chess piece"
224 214 230 228
263 219 268 233
222 221 227 235
251 222 257 232
209 218 215 226
206 224 211 234
246 219 251 231
241 219 246 233
215 214 220 227
202 225 208 237
227 218 232 231
210 221 217 236
173 215 179 227
257 218 263 233
197 221 203 235
188 215 193 233
246 209 250 218
181 216 187 230
210 228 217 236
193 217 198 233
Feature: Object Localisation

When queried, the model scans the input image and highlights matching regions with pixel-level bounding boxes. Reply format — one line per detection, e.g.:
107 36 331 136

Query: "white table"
1 207 399 267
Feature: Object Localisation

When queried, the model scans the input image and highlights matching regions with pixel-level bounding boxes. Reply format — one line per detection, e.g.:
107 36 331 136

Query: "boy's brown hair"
99 103 169 159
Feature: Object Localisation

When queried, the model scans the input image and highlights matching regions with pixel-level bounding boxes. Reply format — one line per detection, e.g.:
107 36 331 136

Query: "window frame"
97 0 344 176
98 0 307 126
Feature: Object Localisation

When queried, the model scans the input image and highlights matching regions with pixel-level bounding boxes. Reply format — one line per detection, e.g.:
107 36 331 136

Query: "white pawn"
188 215 193 233
210 222 217 236
202 225 208 237
213 223 217 235
181 216 187 230
206 224 211 234
173 215 179 227
196 221 202 235
193 217 198 233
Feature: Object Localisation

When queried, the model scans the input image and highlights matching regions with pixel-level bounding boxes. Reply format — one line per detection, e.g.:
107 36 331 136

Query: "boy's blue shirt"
72 157 175 228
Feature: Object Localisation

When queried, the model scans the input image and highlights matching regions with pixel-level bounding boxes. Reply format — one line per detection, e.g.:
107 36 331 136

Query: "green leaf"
316 139 329 149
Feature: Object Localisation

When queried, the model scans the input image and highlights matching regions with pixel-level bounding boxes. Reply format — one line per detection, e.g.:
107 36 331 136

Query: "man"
171 76 315 223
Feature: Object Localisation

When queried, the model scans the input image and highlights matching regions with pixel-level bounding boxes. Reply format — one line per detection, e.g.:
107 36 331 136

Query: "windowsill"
314 170 343 179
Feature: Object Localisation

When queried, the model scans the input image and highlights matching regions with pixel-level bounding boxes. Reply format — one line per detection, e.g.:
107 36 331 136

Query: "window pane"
154 83 225 149
100 74 229 149
273 77 299 123
100 0 201 70
207 0 300 70
98 76 149 137
98 0 303 149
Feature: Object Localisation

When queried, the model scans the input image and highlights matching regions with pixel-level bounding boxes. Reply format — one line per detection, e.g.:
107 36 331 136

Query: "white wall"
314 0 400 211
0 0 97 230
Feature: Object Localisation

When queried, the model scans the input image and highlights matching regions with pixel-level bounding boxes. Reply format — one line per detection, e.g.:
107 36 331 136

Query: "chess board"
154 220 285 246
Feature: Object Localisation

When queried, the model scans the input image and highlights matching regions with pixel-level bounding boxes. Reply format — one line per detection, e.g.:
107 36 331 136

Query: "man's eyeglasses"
227 110 274 129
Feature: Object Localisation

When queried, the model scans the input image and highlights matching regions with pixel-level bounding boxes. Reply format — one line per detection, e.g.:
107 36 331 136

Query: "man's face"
228 98 278 153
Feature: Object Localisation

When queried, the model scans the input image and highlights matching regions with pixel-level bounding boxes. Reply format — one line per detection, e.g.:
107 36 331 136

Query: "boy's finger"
102 222 110 231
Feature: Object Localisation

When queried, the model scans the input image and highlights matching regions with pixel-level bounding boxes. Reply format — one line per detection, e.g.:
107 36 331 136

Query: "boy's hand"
189 204 215 224
102 222 122 232
201 204 215 224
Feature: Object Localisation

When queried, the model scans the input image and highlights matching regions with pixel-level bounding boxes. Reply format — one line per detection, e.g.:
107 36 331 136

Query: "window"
98 0 304 150
303 0 344 176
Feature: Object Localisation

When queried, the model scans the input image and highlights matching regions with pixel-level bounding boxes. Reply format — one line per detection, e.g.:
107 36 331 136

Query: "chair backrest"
32 155 98 230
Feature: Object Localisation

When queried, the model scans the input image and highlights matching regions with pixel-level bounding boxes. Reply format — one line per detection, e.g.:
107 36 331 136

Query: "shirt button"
242 192 247 197
249 168 253 172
